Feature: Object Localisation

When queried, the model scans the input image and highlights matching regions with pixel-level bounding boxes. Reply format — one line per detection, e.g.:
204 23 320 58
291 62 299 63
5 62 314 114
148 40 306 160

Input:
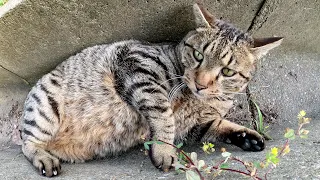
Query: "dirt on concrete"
0 101 23 148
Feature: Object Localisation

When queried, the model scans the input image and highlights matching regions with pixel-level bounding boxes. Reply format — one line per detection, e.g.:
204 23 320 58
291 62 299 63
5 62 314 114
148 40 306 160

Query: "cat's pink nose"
195 81 207 91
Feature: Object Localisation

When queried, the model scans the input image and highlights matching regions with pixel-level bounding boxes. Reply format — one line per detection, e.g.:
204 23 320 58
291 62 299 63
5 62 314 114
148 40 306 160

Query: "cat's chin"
192 91 205 99
191 90 212 100
191 90 225 101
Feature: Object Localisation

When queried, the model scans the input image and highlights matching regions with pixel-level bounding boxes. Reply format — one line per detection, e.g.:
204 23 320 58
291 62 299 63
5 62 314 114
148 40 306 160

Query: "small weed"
251 99 273 140
144 110 311 180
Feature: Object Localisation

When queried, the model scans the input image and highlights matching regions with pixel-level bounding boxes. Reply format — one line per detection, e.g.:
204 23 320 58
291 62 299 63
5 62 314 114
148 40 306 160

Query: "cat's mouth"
192 89 223 99
185 81 223 99
185 81 235 101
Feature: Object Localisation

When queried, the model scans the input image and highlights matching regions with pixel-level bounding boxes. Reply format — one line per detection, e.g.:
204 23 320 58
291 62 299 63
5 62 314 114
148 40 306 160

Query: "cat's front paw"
227 129 265 152
33 153 61 177
149 143 176 171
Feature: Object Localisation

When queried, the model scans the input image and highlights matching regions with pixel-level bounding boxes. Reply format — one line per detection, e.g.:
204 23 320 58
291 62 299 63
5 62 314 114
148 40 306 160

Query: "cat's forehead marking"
221 52 233 66
219 45 230 58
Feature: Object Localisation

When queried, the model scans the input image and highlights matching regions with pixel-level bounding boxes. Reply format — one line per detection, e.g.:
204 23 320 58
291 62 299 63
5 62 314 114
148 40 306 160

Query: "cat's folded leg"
138 98 177 171
202 118 265 152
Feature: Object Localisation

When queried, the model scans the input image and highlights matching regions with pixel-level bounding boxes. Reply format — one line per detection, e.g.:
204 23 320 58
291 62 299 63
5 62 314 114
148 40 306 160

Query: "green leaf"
266 147 280 165
174 162 186 171
298 110 306 118
300 134 308 139
198 160 205 169
282 144 290 155
178 151 189 164
284 129 295 140
190 152 198 163
219 163 229 169
202 144 209 153
202 142 215 154
299 129 309 135
156 141 164 145
253 161 262 169
270 156 279 164
263 132 273 140
143 142 150 150
208 143 214 148
176 143 183 148
251 100 264 133
271 147 278 156
186 170 201 180
266 153 271 160
221 152 231 158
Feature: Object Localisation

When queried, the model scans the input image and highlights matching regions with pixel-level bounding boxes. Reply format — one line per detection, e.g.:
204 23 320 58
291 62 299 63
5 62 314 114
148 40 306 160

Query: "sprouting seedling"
251 99 272 140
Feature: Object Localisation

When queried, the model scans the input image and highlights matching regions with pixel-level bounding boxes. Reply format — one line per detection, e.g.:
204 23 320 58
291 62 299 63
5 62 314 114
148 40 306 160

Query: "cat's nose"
195 81 207 91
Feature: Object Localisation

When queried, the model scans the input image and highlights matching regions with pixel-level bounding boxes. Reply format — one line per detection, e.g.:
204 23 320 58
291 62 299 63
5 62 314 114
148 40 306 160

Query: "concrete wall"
1 0 319 85
0 0 265 85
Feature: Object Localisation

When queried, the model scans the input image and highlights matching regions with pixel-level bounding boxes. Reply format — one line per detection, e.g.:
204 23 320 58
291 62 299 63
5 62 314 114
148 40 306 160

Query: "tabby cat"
21 3 283 177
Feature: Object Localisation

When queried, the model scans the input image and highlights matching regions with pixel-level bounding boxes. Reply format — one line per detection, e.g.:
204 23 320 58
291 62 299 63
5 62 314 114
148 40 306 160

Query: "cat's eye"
193 50 204 62
221 68 236 77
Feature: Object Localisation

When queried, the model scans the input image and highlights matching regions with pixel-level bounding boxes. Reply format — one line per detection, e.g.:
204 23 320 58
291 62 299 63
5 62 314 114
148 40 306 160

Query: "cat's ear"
193 3 215 28
250 37 284 59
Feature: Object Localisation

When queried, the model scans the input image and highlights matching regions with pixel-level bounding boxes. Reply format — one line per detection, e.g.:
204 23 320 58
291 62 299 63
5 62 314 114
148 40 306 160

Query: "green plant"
0 0 8 7
143 110 311 180
251 100 272 140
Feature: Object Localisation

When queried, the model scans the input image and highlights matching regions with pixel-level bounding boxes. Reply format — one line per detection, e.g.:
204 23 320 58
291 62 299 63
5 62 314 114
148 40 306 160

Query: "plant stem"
157 140 205 180
264 166 274 180
158 139 262 180
279 139 289 156
230 157 252 174
211 166 263 180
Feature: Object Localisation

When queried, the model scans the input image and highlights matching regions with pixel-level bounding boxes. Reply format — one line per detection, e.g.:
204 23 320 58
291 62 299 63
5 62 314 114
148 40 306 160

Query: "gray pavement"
1 119 319 179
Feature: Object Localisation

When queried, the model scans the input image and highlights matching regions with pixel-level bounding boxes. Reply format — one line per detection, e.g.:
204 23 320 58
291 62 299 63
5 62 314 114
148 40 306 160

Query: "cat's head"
179 3 283 99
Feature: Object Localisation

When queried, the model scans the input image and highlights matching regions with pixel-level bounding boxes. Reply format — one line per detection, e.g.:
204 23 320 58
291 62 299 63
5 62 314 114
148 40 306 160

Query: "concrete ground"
0 0 319 179
1 133 319 180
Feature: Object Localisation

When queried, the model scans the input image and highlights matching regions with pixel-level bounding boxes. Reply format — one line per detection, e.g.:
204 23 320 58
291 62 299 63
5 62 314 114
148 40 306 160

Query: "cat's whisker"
207 93 233 101
163 69 184 78
168 83 186 102
150 76 186 94
222 91 246 95
168 82 184 99
169 84 186 102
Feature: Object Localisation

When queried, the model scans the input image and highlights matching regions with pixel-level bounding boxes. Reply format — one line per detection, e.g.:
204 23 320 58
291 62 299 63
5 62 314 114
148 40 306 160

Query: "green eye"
193 50 204 62
222 68 236 77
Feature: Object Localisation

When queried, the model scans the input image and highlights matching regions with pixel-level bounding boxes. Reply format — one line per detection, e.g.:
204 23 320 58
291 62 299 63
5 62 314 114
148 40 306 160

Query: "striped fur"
21 3 283 177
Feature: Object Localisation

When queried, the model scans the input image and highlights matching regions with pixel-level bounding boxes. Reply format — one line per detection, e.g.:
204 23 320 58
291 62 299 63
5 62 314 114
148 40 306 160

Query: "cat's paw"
149 143 176 171
33 153 61 177
227 129 265 152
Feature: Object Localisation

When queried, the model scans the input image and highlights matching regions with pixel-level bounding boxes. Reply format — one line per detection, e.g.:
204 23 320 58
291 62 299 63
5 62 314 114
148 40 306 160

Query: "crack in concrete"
0 64 30 86
245 0 281 130
247 0 280 33
245 87 256 127
246 0 269 126
247 0 267 32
